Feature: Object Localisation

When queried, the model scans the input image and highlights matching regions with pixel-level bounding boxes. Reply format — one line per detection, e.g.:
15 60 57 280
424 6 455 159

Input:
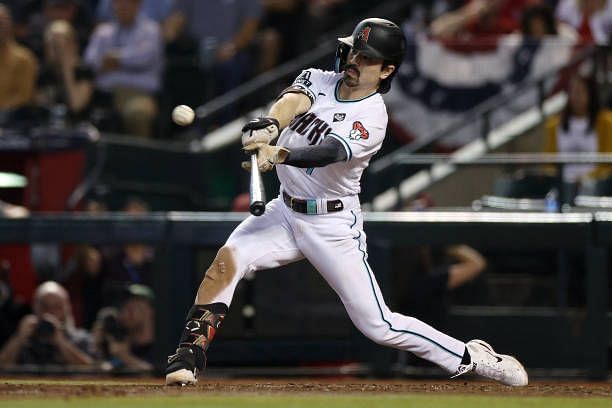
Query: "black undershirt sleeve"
283 136 348 168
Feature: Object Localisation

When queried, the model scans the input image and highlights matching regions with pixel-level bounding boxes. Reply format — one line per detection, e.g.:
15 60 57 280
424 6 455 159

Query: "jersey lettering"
307 121 330 145
277 69 386 198
289 112 331 146
290 112 314 133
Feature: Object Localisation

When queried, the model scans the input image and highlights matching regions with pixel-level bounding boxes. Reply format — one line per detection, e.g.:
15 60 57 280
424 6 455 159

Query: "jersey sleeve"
327 109 387 162
278 68 329 105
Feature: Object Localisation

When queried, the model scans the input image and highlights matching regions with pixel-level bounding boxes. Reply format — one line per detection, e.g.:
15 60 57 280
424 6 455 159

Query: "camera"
34 318 55 339
101 313 128 341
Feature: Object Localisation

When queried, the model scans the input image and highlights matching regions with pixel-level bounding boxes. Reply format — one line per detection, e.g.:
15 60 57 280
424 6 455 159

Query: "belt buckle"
306 199 317 214
289 196 295 209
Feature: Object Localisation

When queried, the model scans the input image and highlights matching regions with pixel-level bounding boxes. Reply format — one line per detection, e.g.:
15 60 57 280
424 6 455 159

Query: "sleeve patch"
294 70 312 87
348 121 369 141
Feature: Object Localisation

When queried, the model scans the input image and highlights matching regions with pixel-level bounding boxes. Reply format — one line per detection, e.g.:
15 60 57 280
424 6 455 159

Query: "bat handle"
249 153 266 216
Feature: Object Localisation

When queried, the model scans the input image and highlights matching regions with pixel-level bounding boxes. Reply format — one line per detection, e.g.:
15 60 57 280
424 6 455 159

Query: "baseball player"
166 18 528 387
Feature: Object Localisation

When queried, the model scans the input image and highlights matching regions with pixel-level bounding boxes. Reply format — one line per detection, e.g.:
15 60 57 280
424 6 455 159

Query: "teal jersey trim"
334 79 378 103
328 133 352 161
349 211 463 359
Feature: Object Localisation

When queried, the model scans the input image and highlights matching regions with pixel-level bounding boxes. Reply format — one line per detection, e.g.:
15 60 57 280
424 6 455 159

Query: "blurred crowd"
0 0 372 137
0 196 157 374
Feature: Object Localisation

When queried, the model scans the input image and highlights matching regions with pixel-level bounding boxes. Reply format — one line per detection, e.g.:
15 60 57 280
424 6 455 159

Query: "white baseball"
172 105 195 126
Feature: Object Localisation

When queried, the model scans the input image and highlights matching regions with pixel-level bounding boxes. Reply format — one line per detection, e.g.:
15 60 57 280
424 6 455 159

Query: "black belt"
282 192 344 214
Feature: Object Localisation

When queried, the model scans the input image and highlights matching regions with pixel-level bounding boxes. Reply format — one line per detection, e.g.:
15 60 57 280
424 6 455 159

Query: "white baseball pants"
210 196 466 373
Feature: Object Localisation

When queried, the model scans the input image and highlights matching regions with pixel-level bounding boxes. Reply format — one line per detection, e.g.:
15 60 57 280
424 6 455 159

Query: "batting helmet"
334 18 406 94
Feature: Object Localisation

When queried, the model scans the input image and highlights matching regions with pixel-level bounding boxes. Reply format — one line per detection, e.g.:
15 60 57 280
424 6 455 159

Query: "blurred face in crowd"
44 20 78 66
526 16 548 39
44 0 78 23
343 48 394 93
34 292 67 323
0 5 13 45
113 0 142 26
118 297 153 332
568 77 590 117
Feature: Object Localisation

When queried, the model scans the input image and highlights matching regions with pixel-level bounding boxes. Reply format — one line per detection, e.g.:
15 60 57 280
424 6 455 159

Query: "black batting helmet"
334 18 406 94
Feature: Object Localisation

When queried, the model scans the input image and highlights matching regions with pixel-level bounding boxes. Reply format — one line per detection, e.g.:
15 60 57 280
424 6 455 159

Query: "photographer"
92 284 154 372
0 281 94 367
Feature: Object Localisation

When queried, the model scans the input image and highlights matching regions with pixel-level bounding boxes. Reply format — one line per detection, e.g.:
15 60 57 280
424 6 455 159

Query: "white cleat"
453 339 528 386
165 346 202 386
165 368 198 386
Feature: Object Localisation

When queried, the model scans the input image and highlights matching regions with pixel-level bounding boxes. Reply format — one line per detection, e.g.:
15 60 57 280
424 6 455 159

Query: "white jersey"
276 68 388 199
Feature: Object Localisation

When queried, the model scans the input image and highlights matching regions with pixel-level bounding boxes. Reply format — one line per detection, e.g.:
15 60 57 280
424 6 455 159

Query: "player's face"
343 49 395 92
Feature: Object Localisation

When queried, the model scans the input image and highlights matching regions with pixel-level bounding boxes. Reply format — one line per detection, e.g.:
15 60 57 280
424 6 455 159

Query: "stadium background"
0 0 610 405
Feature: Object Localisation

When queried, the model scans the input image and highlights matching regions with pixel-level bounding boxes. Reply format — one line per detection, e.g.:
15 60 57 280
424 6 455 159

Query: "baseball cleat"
165 345 205 386
453 339 528 386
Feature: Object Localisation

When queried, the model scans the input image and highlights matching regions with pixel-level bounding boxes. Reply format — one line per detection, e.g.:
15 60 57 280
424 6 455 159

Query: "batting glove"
241 117 280 146
242 143 290 172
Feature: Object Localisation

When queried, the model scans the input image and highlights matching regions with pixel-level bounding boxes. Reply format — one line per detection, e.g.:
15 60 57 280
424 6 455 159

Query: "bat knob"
250 201 265 216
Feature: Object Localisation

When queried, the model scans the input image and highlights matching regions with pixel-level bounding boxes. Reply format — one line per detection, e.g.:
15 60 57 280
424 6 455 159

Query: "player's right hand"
241 117 279 146
242 143 290 172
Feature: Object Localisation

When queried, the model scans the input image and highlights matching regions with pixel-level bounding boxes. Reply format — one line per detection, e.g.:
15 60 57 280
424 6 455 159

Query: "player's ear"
380 64 396 81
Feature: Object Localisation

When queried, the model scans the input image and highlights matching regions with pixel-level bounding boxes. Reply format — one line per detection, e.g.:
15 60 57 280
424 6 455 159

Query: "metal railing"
378 152 612 211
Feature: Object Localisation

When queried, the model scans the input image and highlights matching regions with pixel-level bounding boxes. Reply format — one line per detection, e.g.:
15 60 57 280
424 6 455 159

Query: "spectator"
104 197 154 287
92 283 154 372
0 281 94 366
96 0 173 23
400 245 487 330
37 20 95 124
14 0 94 59
17 0 93 59
556 0 612 44
431 0 539 50
61 198 108 328
0 5 38 120
84 0 163 138
544 74 612 199
520 3 559 38
258 0 305 72
0 260 30 347
163 0 261 99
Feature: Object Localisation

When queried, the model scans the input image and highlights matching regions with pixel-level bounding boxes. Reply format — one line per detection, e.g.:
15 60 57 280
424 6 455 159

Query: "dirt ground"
0 378 611 399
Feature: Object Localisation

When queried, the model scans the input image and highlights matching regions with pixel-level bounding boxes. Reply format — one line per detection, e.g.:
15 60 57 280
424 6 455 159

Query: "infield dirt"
0 378 610 399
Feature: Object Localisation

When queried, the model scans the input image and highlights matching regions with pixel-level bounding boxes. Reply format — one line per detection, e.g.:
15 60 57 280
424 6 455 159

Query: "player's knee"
203 246 236 284
196 246 239 304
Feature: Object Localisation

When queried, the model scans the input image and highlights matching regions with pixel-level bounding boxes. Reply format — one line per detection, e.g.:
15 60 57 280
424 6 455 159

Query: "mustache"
345 64 360 76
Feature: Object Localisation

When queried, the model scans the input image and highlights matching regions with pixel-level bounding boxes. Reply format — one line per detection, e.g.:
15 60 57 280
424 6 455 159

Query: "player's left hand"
241 117 280 146
242 143 290 172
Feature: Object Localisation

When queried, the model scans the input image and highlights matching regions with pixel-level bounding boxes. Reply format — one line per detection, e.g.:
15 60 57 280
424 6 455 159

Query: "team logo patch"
357 26 371 43
349 121 369 140
333 113 346 122
294 70 312 87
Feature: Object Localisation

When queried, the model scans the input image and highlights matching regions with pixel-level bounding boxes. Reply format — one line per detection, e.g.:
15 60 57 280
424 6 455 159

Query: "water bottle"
544 188 559 213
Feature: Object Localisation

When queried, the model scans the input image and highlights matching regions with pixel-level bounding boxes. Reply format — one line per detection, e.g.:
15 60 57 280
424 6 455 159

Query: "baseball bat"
249 153 266 216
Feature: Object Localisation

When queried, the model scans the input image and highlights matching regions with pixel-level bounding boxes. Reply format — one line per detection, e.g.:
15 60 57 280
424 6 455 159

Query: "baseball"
172 105 195 126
